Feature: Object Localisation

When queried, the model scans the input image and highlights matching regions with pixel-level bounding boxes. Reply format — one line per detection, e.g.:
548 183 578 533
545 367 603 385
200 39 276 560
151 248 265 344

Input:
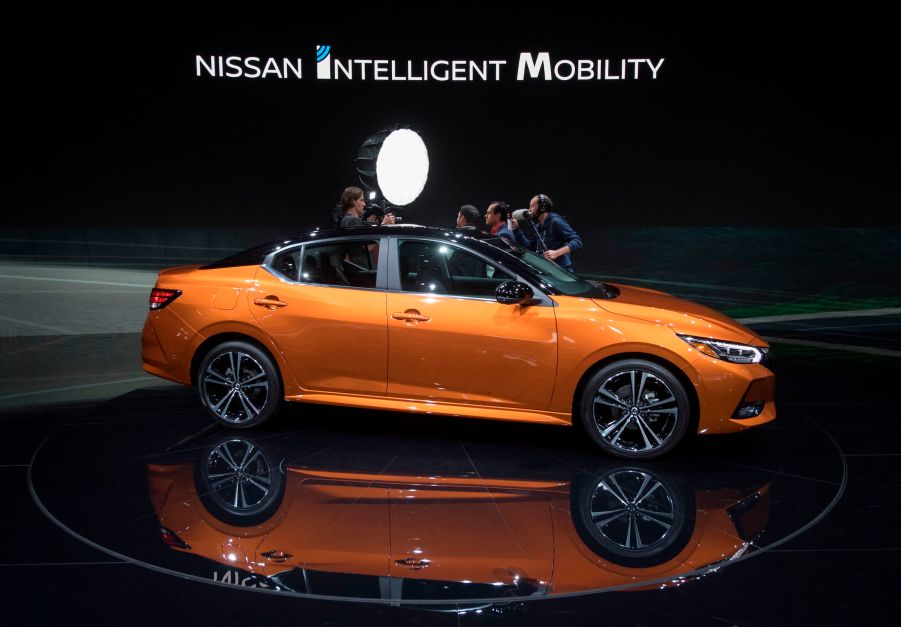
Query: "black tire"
195 436 286 527
580 359 690 459
197 340 282 429
571 465 695 567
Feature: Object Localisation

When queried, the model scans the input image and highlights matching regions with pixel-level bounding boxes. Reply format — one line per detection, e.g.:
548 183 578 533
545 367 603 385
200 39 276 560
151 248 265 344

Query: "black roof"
202 225 516 270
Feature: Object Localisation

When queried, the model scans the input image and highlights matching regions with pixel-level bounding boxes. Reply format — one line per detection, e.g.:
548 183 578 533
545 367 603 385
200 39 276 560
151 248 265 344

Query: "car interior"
273 239 511 297
398 240 511 298
272 243 377 288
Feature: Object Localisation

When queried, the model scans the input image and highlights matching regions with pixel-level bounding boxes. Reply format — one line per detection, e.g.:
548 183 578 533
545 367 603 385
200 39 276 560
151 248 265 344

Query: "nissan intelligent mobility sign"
195 46 665 82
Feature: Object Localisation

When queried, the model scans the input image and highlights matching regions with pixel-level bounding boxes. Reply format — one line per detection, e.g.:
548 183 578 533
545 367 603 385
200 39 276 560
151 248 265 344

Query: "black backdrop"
7 7 898 230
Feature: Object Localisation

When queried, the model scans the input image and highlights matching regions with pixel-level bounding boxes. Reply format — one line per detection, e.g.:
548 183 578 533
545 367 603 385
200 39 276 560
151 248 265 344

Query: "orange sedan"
141 225 775 458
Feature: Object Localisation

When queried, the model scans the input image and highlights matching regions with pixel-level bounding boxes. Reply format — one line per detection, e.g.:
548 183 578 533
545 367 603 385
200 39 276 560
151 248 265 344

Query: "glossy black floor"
4 327 901 624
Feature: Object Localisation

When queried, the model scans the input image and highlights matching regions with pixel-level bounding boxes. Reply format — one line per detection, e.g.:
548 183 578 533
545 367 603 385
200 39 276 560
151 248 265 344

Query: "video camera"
362 198 402 224
511 208 548 253
362 198 404 224
511 208 532 224
332 198 403 227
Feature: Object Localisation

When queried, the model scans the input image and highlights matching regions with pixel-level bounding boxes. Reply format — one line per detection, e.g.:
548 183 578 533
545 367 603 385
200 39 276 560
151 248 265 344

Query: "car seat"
300 255 319 282
413 255 448 294
278 254 298 281
316 251 350 286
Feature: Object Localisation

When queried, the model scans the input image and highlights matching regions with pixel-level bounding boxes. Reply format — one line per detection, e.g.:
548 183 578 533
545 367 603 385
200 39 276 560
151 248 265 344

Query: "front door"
386 239 557 409
388 478 555 594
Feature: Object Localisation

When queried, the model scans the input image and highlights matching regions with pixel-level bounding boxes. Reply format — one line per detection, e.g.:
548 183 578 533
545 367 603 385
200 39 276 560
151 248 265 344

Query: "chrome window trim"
261 235 387 292
383 288 554 305
390 237 553 307
258 265 390 293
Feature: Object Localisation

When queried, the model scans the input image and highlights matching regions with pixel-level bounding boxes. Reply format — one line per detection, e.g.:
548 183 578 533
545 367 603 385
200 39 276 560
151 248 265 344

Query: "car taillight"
160 526 191 550
149 288 181 310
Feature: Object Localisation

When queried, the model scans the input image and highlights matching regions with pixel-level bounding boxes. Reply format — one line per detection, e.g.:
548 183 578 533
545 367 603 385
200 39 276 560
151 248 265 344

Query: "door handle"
394 557 431 570
254 297 288 310
260 549 293 563
391 311 430 322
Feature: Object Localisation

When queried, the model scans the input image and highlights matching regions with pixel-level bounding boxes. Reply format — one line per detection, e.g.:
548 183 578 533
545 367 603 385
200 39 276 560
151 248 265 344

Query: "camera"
510 208 548 253
332 199 402 226
511 208 533 223
362 201 385 222
363 198 402 224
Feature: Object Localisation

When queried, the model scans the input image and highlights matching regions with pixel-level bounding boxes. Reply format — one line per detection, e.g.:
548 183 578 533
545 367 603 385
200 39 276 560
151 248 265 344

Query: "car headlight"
677 334 767 364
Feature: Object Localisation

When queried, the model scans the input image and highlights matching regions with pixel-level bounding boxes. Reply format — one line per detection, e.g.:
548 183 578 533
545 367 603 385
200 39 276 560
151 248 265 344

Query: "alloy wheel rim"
205 439 272 512
592 370 679 453
202 351 269 424
590 469 676 551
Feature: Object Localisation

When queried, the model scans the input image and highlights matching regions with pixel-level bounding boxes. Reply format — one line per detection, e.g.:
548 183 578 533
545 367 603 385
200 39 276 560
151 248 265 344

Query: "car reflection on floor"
147 435 770 601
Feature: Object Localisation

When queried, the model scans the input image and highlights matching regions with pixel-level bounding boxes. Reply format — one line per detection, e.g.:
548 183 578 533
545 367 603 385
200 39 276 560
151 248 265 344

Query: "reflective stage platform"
25 386 848 616
30 388 843 604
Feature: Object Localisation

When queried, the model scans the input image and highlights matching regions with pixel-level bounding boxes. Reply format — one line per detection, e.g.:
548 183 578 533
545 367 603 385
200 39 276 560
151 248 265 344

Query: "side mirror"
496 280 535 306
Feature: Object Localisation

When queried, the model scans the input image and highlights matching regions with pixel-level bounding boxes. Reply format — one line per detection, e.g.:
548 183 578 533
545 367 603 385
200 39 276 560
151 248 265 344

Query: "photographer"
338 186 395 227
510 194 582 271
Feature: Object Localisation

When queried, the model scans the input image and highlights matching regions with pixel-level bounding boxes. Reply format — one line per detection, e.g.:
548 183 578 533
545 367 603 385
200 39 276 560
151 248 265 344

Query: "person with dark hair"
510 194 582 270
456 204 481 229
485 201 515 243
338 186 367 228
338 186 394 227
447 204 484 278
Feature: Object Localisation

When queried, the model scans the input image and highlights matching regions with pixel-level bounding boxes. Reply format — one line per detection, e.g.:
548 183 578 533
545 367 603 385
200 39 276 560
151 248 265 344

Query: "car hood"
594 283 763 345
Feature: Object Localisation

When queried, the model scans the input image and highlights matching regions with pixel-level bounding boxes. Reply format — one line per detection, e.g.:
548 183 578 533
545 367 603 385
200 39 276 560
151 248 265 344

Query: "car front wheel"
580 359 690 459
198 341 282 428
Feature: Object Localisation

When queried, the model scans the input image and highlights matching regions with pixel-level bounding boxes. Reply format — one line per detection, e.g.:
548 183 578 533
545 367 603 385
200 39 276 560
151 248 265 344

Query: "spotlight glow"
375 129 429 206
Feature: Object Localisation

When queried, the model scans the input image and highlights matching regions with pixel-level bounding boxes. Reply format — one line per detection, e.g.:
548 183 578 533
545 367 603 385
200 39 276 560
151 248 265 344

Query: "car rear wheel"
195 436 286 526
198 341 282 428
580 359 690 459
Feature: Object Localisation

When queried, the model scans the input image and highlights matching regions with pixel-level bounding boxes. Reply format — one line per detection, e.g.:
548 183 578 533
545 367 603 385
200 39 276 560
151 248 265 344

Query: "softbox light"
355 126 429 206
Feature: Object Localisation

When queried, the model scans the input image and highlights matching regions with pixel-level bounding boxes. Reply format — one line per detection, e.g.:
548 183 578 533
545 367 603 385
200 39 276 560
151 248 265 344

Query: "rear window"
201 239 297 269
273 240 379 288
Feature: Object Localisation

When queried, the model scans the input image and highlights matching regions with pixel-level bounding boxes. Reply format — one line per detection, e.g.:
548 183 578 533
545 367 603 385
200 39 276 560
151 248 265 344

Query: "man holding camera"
510 194 582 271
338 186 395 227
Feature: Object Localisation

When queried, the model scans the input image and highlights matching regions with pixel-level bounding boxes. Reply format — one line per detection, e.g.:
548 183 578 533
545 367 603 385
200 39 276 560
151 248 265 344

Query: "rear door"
249 237 388 395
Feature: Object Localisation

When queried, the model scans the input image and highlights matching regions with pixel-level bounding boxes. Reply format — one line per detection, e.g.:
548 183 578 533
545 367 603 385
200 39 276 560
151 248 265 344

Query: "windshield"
483 238 614 297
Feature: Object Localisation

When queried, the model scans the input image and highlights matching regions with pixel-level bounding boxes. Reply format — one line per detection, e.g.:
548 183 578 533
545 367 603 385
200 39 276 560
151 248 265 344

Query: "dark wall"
7 8 898 230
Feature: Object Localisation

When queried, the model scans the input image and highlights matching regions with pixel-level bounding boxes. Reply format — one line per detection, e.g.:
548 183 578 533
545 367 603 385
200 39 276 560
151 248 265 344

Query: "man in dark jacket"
510 194 582 270
456 204 481 229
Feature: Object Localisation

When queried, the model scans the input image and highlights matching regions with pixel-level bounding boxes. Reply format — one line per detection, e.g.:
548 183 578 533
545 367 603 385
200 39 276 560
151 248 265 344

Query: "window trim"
388 237 552 306
261 236 389 291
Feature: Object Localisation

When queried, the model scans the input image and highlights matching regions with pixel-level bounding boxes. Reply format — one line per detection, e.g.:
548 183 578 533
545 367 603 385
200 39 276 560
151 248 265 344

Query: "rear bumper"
142 361 185 385
141 311 195 386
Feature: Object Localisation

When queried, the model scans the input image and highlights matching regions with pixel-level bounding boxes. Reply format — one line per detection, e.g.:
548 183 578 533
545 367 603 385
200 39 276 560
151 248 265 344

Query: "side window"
271 248 302 281
273 240 379 288
397 240 512 298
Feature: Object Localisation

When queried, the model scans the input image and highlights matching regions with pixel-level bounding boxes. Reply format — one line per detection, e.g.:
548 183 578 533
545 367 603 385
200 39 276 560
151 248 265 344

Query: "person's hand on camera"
382 213 396 225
